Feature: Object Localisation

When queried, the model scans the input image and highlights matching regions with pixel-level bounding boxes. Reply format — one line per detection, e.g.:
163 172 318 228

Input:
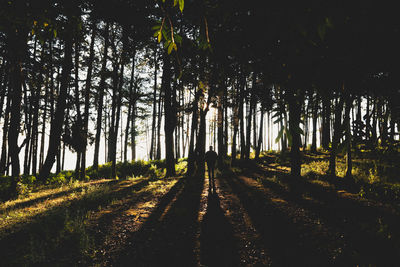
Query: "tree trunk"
311 93 318 152
150 50 158 160
322 94 331 150
0 93 11 174
38 22 74 182
239 74 246 159
344 95 353 179
80 20 96 179
255 108 264 159
162 53 176 177
217 85 224 166
288 90 302 177
187 87 199 176
124 53 135 162
93 23 109 170
329 92 345 177
7 25 27 190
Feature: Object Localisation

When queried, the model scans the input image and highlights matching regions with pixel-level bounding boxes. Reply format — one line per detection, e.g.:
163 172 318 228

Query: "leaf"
174 0 178 6
157 31 162 43
164 39 171 48
174 33 182 44
53 29 57 38
168 42 174 54
179 0 184 12
151 25 161 30
173 42 177 51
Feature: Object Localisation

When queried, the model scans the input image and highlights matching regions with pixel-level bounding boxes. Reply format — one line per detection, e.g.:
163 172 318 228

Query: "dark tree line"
0 1 399 193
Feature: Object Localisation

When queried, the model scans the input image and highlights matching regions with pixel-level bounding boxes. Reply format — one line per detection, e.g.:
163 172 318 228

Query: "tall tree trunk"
329 91 345 177
322 93 331 150
7 25 27 190
245 83 253 159
150 50 158 160
255 108 264 159
80 20 96 179
239 74 246 159
344 94 353 179
231 82 240 165
217 85 224 166
124 53 135 162
155 91 163 160
73 38 82 179
288 89 302 177
38 21 74 182
162 53 176 177
187 87 199 175
93 23 109 170
311 92 318 152
0 94 11 174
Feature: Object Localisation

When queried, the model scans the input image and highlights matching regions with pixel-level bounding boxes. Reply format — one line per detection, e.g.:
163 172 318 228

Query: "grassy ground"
1 151 400 266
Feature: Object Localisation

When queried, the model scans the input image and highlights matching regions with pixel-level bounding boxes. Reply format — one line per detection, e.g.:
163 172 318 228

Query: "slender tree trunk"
93 23 109 170
187 87 199 175
73 38 82 179
344 95 353 179
311 93 318 152
288 89 302 177
231 83 239 165
322 94 331 150
7 25 27 190
124 54 135 162
150 50 158 160
0 95 11 174
155 91 163 160
239 74 246 159
329 91 345 177
255 107 264 159
217 86 224 166
162 53 176 177
38 21 74 182
80 21 96 179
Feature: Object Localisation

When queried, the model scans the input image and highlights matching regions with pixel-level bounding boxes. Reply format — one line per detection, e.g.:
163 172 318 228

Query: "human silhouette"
205 146 218 192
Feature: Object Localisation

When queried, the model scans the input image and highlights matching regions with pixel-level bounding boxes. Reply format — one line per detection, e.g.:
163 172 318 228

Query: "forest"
0 0 400 266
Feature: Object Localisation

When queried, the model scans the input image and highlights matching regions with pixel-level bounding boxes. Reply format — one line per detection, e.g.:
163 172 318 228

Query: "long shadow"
0 178 153 266
200 192 240 267
252 172 400 265
219 173 334 266
113 175 205 266
0 180 119 214
243 161 400 265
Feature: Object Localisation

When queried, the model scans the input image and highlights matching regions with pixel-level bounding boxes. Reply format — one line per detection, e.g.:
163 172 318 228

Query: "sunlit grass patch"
0 180 116 236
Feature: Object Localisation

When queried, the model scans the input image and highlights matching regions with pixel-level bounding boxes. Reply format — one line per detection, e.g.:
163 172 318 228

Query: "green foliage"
0 175 15 201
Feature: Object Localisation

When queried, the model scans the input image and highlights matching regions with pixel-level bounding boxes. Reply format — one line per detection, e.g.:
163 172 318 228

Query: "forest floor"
1 152 400 266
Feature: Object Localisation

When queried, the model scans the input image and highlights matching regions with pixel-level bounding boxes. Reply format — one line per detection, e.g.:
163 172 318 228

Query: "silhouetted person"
205 146 218 192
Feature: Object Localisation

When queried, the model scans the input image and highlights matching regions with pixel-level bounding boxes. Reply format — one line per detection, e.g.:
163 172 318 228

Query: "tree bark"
38 21 74 182
7 25 27 189
329 92 345 177
162 53 176 177
288 89 302 177
80 20 96 179
93 23 109 170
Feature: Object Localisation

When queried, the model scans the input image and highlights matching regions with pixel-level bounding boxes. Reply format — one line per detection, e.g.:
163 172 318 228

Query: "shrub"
0 175 16 201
